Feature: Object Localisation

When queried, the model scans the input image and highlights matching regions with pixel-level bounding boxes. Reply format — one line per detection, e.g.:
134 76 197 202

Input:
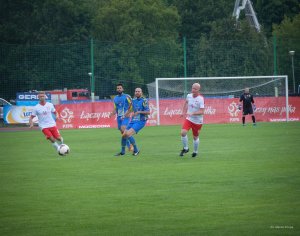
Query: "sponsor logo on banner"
16 92 51 100
162 105 216 117
55 103 114 129
148 103 157 119
255 104 296 116
59 107 74 128
3 106 38 124
204 106 216 115
78 124 111 128
163 107 182 117
228 101 240 122
147 102 157 125
16 92 51 106
80 111 111 121
270 118 299 122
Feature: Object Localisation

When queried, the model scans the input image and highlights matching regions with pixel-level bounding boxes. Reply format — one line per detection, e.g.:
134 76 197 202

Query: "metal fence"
0 36 299 102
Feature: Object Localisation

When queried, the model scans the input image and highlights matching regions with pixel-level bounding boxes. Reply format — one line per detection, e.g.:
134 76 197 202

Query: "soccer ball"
57 144 70 156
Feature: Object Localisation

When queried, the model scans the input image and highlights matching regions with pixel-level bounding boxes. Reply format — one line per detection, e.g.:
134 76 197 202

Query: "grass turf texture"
0 123 299 236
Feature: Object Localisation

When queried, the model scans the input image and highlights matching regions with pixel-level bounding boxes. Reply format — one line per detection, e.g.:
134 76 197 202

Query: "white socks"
193 138 199 153
181 135 188 150
182 136 200 153
52 142 59 150
59 137 64 144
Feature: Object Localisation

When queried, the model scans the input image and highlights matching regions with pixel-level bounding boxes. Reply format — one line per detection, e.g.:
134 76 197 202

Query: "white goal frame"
155 75 289 125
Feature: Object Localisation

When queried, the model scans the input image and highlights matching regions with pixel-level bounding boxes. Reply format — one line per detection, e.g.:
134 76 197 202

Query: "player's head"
135 88 143 98
191 83 201 96
116 83 124 95
244 88 250 94
38 91 46 103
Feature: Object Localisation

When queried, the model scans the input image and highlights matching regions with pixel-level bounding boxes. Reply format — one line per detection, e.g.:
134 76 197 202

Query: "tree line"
0 0 299 99
1 0 299 44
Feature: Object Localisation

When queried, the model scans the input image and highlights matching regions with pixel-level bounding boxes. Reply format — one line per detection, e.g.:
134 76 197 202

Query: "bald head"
191 83 201 96
192 83 201 90
244 88 250 94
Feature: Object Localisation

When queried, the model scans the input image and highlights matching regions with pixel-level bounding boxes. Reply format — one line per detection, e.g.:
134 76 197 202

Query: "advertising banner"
153 97 300 125
55 101 115 129
3 105 38 124
54 97 300 129
16 92 51 106
4 97 300 127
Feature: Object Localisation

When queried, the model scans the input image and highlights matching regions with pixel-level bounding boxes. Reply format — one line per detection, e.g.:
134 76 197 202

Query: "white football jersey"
32 102 56 129
186 93 205 124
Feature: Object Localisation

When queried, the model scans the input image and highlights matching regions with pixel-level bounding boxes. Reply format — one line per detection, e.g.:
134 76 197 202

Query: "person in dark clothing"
238 88 256 126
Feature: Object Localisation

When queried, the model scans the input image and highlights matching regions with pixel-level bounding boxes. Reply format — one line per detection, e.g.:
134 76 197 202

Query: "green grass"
0 123 300 236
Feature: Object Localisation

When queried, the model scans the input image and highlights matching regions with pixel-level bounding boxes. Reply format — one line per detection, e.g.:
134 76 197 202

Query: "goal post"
147 76 289 125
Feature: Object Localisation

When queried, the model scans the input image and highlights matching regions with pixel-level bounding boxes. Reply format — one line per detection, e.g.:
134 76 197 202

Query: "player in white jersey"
29 91 64 152
180 83 205 157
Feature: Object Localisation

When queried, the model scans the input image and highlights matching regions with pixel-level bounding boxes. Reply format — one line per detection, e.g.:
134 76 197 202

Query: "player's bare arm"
181 100 188 117
54 111 59 120
109 109 116 118
124 108 132 117
29 115 35 128
124 102 133 118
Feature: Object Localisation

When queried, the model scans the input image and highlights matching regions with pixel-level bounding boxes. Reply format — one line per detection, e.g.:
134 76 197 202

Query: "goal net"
146 76 289 125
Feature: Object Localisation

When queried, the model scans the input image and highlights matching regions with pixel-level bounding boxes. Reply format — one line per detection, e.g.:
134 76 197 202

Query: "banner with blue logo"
3 105 38 124
16 92 51 106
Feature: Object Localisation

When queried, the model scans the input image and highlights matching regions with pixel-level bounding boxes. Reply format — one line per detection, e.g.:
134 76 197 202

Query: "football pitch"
0 122 299 236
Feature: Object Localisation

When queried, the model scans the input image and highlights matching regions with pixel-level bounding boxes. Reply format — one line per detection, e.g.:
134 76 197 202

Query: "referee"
239 88 256 126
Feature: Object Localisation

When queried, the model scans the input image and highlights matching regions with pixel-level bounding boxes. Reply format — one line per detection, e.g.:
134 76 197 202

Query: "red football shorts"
182 119 203 137
42 126 61 139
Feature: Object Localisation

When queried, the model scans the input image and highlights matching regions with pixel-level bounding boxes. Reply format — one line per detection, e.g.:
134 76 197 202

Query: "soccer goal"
147 76 289 125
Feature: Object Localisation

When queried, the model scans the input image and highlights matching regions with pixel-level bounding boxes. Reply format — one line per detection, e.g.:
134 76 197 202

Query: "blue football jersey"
131 97 150 121
113 93 132 117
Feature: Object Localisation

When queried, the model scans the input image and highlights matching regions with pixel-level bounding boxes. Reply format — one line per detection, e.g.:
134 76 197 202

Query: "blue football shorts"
126 120 146 133
117 116 130 130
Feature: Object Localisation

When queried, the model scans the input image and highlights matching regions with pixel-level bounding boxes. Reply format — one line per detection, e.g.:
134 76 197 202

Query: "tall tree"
254 0 300 36
168 0 233 39
91 0 180 43
0 0 92 44
273 13 300 92
190 18 272 77
90 0 182 97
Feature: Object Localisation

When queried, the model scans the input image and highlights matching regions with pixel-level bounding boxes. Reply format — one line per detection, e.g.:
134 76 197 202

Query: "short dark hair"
117 83 123 87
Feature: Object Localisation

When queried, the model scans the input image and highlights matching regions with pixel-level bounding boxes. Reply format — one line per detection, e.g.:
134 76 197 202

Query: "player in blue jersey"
109 83 134 154
116 88 150 156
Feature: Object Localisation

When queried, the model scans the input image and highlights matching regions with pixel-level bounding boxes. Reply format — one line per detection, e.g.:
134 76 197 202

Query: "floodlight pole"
183 36 187 97
90 38 95 102
88 72 92 100
289 50 296 94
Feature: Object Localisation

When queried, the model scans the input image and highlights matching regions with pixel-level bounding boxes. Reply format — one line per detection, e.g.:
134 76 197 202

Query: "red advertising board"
56 101 115 129
55 97 300 129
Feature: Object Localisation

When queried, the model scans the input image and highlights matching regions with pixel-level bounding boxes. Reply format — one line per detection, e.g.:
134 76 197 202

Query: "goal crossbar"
154 75 289 125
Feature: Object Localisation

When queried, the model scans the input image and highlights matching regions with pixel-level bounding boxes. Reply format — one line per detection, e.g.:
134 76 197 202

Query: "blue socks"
128 136 138 153
126 139 131 149
121 136 138 153
121 138 126 154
